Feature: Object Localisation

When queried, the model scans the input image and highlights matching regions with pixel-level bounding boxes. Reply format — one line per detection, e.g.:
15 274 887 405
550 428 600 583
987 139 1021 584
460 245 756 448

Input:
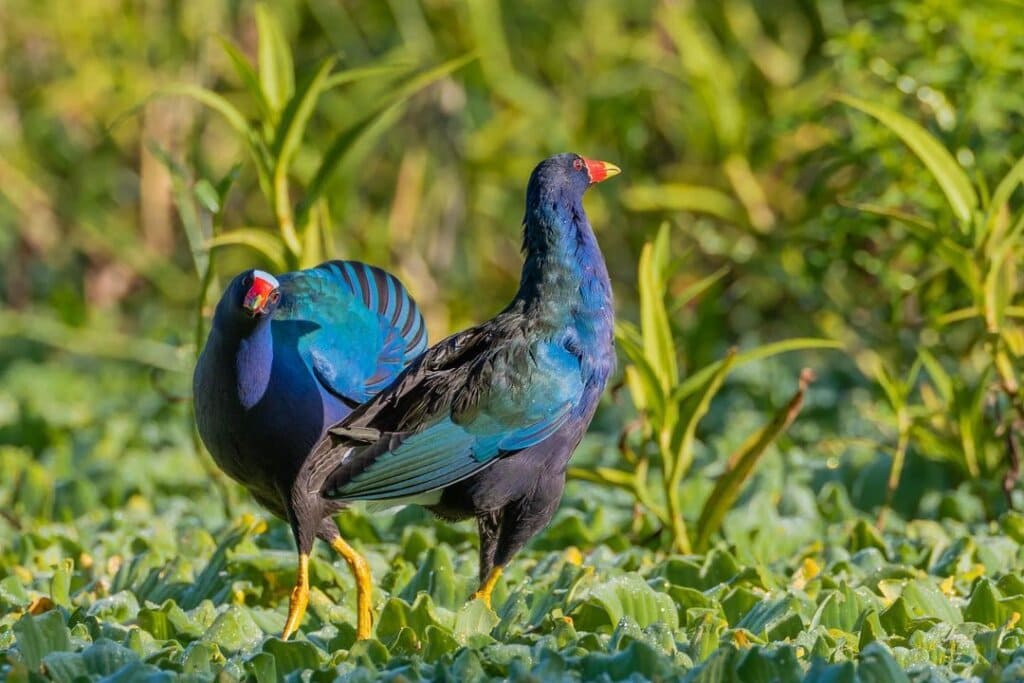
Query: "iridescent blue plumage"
298 153 619 593
193 260 426 518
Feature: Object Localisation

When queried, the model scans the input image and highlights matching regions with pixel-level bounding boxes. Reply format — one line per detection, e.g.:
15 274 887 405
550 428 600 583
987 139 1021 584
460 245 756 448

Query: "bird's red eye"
573 158 584 171
269 290 281 304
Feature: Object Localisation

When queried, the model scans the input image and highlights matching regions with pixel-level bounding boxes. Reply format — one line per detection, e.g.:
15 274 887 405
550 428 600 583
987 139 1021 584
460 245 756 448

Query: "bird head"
525 153 620 211
238 269 281 318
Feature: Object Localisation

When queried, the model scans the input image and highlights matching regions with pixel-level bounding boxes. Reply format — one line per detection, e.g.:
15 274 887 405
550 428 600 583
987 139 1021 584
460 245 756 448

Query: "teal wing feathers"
318 326 584 500
275 261 427 405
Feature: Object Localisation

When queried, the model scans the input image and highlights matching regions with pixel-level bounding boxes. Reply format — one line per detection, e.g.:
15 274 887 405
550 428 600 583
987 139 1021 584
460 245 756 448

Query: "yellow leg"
281 552 309 640
471 566 503 609
329 536 373 640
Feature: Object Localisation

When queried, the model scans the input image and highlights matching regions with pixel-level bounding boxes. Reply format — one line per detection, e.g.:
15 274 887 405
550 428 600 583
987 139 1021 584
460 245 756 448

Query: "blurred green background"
5 0 1024 677
4 0 1023 512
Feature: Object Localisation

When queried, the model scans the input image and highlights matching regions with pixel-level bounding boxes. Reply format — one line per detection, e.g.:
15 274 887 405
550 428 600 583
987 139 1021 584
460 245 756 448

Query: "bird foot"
471 566 503 609
281 553 310 640
329 536 374 640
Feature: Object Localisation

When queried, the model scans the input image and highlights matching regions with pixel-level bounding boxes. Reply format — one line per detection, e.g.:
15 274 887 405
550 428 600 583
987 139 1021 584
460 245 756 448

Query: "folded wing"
315 325 584 501
276 261 428 405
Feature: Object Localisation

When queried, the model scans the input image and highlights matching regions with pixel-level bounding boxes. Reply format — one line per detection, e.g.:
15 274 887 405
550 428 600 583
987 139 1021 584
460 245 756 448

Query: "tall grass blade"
694 368 813 551
673 338 842 404
298 53 477 224
206 229 288 272
255 3 294 116
639 223 678 389
838 94 978 225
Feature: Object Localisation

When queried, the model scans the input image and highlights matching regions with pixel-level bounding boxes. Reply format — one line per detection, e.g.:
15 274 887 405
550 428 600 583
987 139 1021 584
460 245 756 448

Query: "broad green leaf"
396 545 466 610
857 642 911 683
41 652 88 683
810 583 869 632
13 611 72 669
201 606 263 653
453 600 499 644
260 637 324 672
963 578 1006 626
377 593 454 646
255 4 294 115
900 579 962 625
571 573 679 633
245 652 277 683
838 94 977 225
81 639 139 677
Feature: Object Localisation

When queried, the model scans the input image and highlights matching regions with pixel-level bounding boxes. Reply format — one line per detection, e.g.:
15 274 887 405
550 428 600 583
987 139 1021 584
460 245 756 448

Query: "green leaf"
694 371 811 551
201 606 264 653
673 338 842 404
163 83 252 141
571 573 679 633
271 57 335 169
838 94 977 225
51 558 72 608
638 223 678 389
81 639 139 677
811 583 867 632
616 325 667 421
917 347 954 404
900 579 962 625
453 600 499 644
622 184 744 223
161 83 272 190
377 593 454 646
984 152 1024 238
41 652 87 683
297 52 477 224
396 545 466 610
260 637 325 673
963 578 1006 626
857 642 911 683
670 265 730 315
217 37 274 125
194 179 220 214
670 349 737 486
206 229 287 272
322 62 412 91
13 611 72 670
255 3 294 116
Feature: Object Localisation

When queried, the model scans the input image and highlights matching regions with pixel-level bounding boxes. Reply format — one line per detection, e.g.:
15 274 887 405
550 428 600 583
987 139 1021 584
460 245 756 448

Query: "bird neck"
515 195 613 327
207 310 275 410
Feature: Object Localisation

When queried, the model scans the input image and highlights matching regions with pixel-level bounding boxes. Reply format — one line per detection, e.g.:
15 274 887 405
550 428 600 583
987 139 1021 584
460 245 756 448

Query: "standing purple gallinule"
193 260 427 640
283 153 619 636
